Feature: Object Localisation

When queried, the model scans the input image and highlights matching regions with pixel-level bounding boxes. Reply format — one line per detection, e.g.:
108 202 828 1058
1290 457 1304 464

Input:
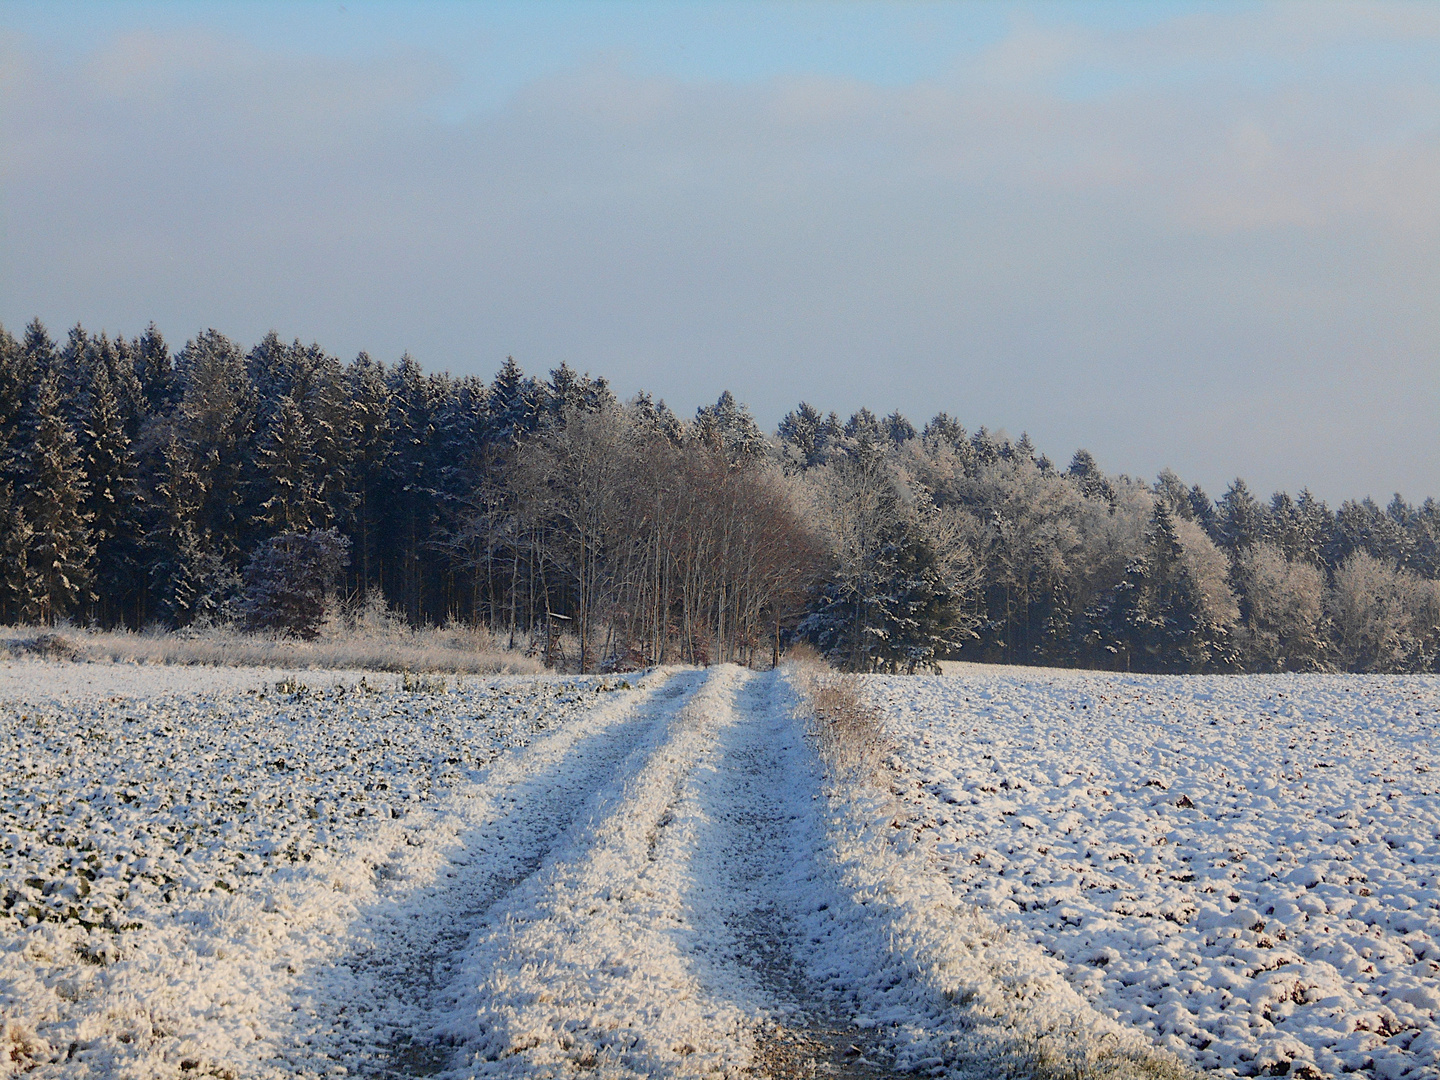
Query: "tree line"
1 318 1437 674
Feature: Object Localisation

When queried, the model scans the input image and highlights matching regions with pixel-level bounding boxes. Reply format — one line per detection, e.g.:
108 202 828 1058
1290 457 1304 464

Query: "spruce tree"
174 330 257 565
694 391 764 462
486 357 543 444
778 402 835 470
20 370 93 623
134 322 176 415
1215 479 1264 552
80 352 142 624
258 393 321 532
0 481 31 623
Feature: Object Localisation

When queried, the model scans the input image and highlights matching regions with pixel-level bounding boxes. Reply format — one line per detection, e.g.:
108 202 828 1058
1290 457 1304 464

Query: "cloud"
0 8 1437 502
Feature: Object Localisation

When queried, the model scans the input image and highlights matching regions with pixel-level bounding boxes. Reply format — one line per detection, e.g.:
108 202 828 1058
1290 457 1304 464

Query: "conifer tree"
694 391 764 462
145 433 217 624
486 357 543 444
80 350 142 624
1087 501 1237 672
134 322 176 415
174 330 257 564
20 370 93 623
778 402 836 470
0 482 31 623
1215 479 1264 552
258 394 321 531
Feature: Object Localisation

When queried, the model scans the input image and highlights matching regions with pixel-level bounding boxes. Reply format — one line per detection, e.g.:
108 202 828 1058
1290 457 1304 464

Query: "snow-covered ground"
0 660 647 1077
2 658 1185 1080
869 666 1440 1079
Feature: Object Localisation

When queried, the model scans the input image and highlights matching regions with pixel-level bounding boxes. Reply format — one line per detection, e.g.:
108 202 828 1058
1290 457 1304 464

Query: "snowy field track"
2 659 1191 1080
869 666 1440 1080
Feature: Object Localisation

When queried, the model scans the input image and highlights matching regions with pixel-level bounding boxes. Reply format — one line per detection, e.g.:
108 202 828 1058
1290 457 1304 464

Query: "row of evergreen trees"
1 318 1436 673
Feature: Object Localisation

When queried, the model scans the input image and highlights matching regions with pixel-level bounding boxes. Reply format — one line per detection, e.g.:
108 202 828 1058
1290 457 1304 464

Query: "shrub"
240 529 351 639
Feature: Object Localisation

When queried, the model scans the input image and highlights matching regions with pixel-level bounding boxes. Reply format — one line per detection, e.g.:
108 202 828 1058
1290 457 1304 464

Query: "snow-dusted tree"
19 369 93 623
258 393 322 531
1327 552 1440 672
693 391 765 462
132 322 176 415
485 356 544 445
1235 543 1328 671
884 411 916 446
0 325 33 614
1068 449 1114 503
1086 501 1238 672
800 449 977 672
1215 478 1264 553
174 330 257 564
240 528 351 638
145 433 215 625
79 342 143 624
0 481 31 621
1154 468 1194 520
544 362 614 423
1264 489 1332 568
778 402 839 471
1174 516 1242 666
508 402 629 671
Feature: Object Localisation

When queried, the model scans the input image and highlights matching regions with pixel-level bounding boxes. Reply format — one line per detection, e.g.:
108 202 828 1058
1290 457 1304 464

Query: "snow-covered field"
0 660 646 1077
1 658 1182 1080
11 656 1431 1080
870 666 1440 1080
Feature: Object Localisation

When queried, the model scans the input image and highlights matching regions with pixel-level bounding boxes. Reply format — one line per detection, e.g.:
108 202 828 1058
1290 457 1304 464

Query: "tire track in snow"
276 668 707 1078
677 665 907 1078
438 666 912 1079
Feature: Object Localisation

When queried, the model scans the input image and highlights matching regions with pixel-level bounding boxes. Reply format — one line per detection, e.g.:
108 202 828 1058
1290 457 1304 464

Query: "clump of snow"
868 666 1440 1079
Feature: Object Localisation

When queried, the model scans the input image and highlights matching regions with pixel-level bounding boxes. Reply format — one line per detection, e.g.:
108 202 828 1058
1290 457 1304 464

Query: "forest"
1 318 1437 674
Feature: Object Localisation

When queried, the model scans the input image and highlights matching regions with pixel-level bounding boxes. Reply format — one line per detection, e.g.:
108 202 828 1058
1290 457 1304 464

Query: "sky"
1 1 1437 503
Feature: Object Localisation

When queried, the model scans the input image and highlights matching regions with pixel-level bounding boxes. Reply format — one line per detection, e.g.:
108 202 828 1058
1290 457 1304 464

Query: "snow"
2 659 1181 1080
15 655 1430 1079
869 665 1440 1079
0 660 648 1077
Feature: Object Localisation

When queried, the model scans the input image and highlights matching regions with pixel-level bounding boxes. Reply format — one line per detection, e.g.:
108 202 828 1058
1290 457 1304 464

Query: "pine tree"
873 520 971 672
0 481 31 622
486 357 543 445
1215 479 1264 552
885 411 916 446
145 433 221 625
20 370 93 623
344 352 394 596
80 350 142 624
174 330 257 565
134 322 176 415
694 391 764 462
778 402 832 470
1068 448 1114 502
1086 501 1237 673
258 394 321 531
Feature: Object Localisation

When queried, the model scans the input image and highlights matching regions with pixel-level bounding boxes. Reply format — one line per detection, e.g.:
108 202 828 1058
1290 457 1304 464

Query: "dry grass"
785 650 895 782
0 620 543 676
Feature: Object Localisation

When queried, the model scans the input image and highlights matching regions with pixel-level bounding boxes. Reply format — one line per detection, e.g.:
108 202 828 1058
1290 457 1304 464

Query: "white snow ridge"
23 658 1436 1078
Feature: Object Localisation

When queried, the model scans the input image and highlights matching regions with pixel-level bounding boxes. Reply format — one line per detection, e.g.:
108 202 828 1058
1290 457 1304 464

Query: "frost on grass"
0 664 634 1077
787 661 1193 1080
869 667 1440 1079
